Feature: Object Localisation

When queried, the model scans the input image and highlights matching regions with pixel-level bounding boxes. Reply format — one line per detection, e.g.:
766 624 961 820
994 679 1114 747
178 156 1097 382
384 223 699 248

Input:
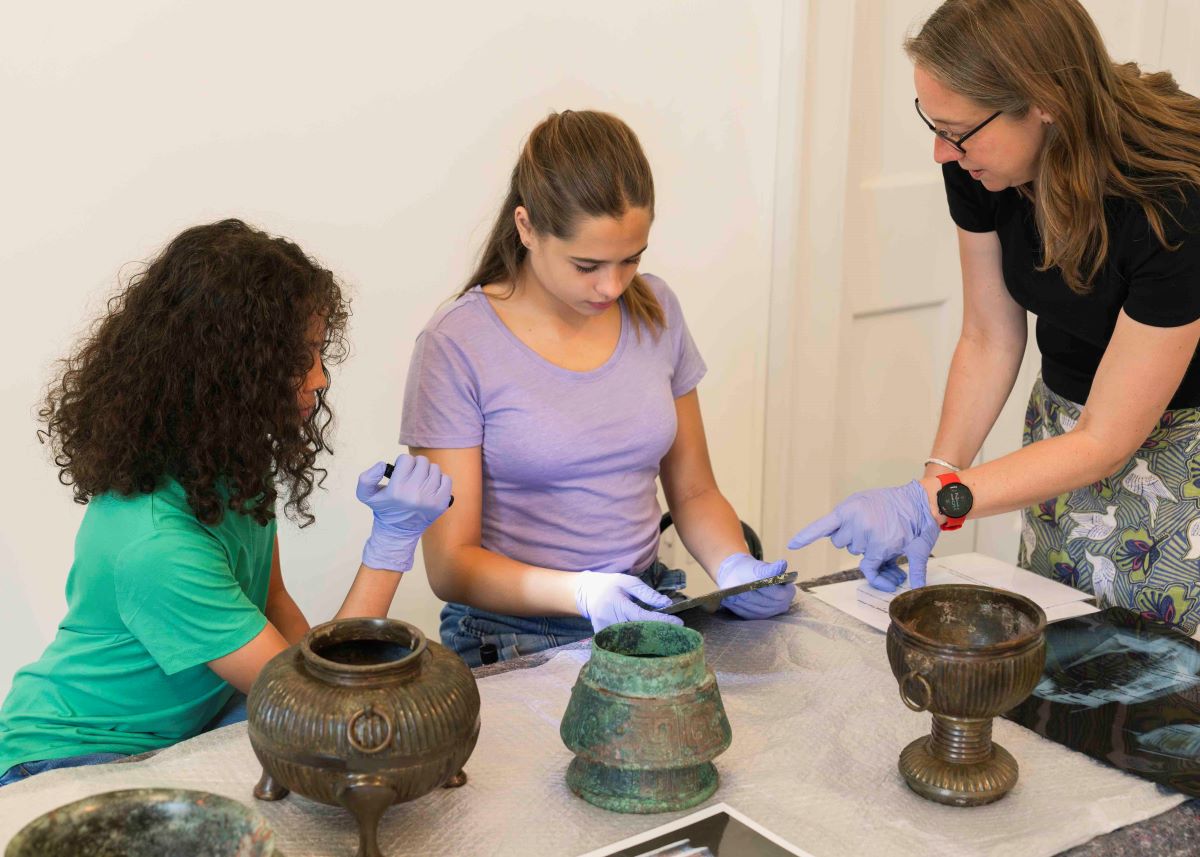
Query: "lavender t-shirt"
400 274 707 576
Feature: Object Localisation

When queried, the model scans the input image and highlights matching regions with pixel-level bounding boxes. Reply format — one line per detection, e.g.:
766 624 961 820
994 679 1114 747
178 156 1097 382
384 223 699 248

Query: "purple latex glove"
356 454 452 572
716 554 795 619
573 571 685 633
787 480 939 591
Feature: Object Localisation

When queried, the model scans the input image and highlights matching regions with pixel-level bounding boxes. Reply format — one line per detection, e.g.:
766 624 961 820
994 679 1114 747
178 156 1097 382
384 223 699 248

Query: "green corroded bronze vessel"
560 621 732 813
887 584 1047 807
248 618 480 857
5 788 279 857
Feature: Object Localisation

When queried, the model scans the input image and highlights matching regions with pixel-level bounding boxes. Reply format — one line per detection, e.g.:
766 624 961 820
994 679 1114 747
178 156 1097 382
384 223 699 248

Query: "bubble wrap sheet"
0 598 1186 857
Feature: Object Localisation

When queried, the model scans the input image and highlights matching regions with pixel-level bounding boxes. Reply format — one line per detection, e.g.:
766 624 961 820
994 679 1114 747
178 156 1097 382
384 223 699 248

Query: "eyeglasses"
914 98 1002 154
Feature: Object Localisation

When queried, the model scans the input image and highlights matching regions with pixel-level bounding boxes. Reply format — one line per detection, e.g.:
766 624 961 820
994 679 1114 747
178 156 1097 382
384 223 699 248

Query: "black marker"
383 462 454 507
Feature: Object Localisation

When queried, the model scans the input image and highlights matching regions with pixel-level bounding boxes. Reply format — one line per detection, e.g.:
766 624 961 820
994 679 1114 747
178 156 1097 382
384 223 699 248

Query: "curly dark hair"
39 219 350 527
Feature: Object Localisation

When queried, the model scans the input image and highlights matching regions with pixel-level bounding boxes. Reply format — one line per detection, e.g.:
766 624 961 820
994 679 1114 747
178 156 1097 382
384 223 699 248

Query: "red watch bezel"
936 472 967 531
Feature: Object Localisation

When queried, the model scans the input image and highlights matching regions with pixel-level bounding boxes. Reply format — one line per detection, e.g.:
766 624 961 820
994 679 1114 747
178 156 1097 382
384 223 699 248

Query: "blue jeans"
203 690 248 732
0 751 128 786
0 691 248 787
441 561 686 667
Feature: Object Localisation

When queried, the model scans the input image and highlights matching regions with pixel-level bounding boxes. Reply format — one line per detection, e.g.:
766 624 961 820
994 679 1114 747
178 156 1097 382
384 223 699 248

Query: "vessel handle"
347 705 394 754
898 670 932 712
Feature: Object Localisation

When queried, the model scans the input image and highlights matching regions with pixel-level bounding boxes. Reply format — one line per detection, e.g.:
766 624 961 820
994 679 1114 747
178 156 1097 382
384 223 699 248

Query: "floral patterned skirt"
1020 376 1200 636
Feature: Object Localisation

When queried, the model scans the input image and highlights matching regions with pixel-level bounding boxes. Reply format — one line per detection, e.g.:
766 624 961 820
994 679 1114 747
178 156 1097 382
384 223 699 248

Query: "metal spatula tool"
655 570 798 615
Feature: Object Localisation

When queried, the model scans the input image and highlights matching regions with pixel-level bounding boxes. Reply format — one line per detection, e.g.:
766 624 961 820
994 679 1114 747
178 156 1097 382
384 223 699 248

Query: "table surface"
471 569 1200 857
4 569 1197 856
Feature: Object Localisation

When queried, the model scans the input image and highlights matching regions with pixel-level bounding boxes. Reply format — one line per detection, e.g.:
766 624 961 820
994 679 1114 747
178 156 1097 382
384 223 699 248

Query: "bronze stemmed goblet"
887 584 1047 806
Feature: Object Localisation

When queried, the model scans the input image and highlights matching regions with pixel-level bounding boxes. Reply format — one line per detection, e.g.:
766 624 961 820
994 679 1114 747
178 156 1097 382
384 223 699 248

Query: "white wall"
0 0 788 693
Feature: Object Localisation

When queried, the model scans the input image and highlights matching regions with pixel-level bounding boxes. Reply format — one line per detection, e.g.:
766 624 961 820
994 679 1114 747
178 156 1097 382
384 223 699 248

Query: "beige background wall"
0 0 786 694
2 1 1198 696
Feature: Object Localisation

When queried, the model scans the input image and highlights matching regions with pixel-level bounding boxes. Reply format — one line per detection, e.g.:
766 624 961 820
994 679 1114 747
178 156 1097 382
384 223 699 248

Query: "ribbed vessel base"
899 734 1018 807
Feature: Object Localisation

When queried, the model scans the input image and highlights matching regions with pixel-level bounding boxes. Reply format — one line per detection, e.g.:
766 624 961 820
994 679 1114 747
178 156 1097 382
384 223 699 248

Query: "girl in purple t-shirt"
401 110 794 665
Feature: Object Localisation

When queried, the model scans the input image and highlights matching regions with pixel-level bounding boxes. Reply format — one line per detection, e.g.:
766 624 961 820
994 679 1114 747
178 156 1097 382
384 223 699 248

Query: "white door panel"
846 179 961 315
1085 0 1167 65
827 0 975 576
835 304 947 494
876 1 946 178
1163 0 1200 93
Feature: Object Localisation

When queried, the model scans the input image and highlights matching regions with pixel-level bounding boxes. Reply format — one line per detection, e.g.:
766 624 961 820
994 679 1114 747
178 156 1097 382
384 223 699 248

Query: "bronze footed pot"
886 584 1046 807
248 618 480 857
560 621 732 814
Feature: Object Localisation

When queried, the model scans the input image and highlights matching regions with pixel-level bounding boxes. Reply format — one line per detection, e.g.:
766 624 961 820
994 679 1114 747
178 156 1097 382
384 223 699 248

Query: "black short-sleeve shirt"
942 162 1200 408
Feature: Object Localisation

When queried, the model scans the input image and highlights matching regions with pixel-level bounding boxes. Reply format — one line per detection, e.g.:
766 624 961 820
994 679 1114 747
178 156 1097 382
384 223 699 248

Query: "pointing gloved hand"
716 554 795 619
357 454 453 572
573 571 685 633
787 480 939 592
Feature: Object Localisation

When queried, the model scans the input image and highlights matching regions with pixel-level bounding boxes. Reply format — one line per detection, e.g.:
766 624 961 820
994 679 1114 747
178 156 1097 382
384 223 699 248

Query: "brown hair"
906 0 1200 293
462 109 665 330
39 219 350 527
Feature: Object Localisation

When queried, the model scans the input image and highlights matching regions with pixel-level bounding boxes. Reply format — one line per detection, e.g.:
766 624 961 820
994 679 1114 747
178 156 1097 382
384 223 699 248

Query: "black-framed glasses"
914 98 1002 154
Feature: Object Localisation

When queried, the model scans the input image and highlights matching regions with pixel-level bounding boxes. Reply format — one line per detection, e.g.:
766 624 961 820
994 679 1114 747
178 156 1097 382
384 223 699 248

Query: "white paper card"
807 552 1099 633
926 553 1095 608
1043 601 1105 624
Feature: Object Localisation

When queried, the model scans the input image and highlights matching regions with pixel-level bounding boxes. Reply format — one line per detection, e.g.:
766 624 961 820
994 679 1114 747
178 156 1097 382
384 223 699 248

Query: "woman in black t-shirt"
790 0 1200 636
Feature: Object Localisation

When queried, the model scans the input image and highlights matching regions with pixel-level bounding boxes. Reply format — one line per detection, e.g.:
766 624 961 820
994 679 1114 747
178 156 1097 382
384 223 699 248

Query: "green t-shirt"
0 478 275 771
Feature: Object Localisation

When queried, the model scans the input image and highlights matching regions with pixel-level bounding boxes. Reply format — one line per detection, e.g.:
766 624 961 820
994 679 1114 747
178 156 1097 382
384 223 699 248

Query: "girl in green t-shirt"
0 219 450 785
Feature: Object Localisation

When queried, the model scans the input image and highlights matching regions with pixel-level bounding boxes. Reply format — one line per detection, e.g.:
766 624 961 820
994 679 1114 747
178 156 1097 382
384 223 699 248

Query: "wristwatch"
936 473 973 531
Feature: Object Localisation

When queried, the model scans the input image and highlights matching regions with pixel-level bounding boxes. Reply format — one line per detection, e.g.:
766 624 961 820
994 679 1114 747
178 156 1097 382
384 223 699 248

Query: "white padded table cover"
0 597 1186 856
